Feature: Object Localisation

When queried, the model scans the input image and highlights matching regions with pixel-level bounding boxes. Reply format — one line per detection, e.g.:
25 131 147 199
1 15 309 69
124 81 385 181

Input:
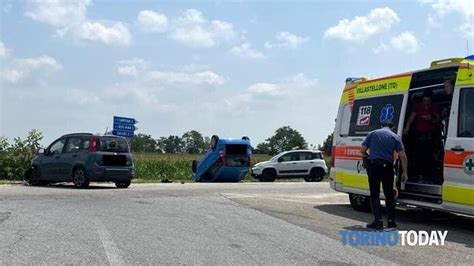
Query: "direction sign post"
112 116 137 138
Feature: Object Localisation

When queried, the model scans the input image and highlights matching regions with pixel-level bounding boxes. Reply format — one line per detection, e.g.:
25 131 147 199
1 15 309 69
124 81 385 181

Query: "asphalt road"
0 182 472 265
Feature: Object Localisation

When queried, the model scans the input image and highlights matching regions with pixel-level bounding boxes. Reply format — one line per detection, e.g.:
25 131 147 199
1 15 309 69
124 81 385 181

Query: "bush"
0 130 43 180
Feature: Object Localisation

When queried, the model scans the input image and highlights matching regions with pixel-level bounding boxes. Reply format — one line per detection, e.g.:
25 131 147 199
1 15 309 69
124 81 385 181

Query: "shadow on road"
31 183 118 190
315 204 474 248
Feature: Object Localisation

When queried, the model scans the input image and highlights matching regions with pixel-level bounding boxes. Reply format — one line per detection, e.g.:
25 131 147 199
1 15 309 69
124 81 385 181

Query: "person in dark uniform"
361 120 408 229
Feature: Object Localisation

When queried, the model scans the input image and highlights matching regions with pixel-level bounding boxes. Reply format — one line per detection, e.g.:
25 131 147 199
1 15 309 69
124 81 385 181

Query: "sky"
1 0 473 147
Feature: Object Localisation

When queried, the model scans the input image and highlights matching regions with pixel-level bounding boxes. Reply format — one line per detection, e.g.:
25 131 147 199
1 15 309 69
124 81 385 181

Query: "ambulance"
330 56 474 216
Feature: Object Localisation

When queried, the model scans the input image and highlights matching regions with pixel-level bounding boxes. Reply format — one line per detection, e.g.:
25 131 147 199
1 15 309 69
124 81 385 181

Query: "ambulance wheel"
191 160 197 173
349 193 371 212
210 135 219 150
261 169 276 182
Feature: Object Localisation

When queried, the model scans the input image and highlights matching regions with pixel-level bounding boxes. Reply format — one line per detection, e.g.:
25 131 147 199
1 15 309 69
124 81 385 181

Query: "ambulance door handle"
451 146 465 152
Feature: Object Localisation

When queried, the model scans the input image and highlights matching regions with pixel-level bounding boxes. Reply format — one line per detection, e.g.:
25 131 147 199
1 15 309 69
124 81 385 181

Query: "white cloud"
265 32 309 49
422 0 473 17
25 0 90 27
0 55 62 84
0 41 8 57
117 58 149 77
168 9 236 48
247 83 281 96
324 7 400 43
374 32 421 54
58 21 131 46
227 73 318 108
116 59 226 86
181 64 210 72
25 0 132 46
146 70 226 86
230 43 265 59
66 88 102 106
422 0 474 37
136 10 168 33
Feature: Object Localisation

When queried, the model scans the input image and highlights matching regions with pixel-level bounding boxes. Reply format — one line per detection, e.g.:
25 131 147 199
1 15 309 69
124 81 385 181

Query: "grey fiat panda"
24 133 134 188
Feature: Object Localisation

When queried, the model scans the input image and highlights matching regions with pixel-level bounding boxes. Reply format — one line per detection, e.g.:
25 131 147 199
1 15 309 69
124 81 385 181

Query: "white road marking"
222 192 347 204
96 221 125 266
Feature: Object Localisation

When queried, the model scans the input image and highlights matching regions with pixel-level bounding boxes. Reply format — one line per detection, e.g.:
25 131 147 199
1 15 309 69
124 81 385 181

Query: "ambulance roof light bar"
430 57 466 69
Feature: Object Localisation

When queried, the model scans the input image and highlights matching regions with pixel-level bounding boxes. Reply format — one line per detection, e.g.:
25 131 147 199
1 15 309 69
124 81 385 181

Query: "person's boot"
387 220 397 229
366 220 383 230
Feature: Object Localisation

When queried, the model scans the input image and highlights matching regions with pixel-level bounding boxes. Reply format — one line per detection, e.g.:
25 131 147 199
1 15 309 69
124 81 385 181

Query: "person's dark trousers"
367 160 396 221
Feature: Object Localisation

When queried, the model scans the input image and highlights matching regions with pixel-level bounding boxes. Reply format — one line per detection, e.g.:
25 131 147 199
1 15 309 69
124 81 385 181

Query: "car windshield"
98 137 129 153
270 154 280 161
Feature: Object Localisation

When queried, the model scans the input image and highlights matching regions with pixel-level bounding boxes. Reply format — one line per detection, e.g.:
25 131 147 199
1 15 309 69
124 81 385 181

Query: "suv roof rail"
61 133 94 137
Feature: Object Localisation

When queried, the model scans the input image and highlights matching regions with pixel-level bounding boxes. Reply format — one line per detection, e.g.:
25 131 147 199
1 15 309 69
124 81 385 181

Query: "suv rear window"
98 137 129 153
226 144 247 155
226 144 249 167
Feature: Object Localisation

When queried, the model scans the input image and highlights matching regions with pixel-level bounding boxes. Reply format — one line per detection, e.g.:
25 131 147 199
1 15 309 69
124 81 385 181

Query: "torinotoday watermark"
340 230 448 247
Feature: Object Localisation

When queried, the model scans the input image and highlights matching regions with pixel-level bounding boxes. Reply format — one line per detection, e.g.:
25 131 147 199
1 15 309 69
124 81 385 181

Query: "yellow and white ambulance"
329 56 474 215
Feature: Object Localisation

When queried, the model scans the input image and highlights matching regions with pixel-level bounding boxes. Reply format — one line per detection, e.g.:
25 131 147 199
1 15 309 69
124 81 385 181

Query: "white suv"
251 150 328 182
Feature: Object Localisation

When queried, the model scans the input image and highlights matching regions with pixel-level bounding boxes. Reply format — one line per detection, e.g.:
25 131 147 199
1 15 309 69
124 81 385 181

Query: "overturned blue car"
192 135 252 182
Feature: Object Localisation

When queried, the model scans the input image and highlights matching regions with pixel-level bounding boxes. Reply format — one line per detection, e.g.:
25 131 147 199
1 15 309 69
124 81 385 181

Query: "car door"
298 152 315 175
62 137 83 180
42 138 66 180
276 152 300 176
443 86 474 214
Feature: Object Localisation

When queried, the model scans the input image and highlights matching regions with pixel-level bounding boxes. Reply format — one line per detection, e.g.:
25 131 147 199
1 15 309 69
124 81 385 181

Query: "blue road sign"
112 130 134 138
113 123 137 131
112 116 137 138
113 116 137 125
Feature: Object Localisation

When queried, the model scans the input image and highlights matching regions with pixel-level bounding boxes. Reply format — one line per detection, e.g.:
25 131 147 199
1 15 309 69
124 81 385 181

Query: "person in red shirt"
404 95 440 134
403 94 440 181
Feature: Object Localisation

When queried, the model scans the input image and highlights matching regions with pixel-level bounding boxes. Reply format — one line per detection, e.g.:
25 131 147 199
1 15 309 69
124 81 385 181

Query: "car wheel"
191 160 197 173
309 168 324 182
349 193 371 212
72 167 90 188
261 169 276 182
115 180 131 188
210 135 219 150
25 166 45 186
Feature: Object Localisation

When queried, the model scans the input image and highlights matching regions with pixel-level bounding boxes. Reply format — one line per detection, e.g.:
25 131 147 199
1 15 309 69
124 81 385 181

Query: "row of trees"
131 126 334 156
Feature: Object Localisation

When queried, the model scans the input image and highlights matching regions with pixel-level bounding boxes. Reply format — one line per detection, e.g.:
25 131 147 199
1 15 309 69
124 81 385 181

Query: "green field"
133 153 272 183
0 153 330 184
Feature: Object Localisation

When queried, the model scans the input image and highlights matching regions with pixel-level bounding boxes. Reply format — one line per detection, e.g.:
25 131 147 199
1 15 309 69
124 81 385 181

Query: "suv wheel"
25 166 46 186
306 168 324 182
349 193 371 212
260 169 276 182
115 180 131 188
72 168 90 188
